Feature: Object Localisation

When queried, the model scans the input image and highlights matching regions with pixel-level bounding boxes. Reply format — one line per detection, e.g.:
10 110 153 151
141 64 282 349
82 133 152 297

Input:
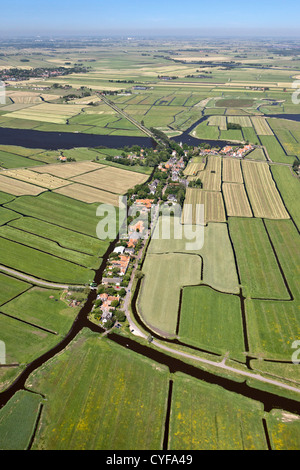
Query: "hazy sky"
2 0 300 37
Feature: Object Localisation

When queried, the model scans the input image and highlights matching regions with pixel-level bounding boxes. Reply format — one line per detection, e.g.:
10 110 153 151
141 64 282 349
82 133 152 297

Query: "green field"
192 120 220 139
259 135 292 164
179 286 245 359
0 273 31 307
0 225 100 269
246 148 266 161
245 299 300 360
0 38 300 450
219 128 244 142
268 118 300 156
1 287 80 335
0 313 60 365
0 190 15 205
266 410 300 450
0 236 93 284
215 99 254 108
229 217 289 299
9 217 108 256
242 127 260 145
264 219 300 300
0 207 20 226
270 165 300 230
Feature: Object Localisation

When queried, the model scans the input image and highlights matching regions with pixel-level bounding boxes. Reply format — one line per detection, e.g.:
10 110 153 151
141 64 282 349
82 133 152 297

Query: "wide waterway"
0 125 233 150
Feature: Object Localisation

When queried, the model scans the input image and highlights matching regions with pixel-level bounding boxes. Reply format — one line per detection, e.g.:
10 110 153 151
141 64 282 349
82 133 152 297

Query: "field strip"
0 169 72 190
242 161 290 219
0 311 58 335
0 175 46 196
32 161 106 178
70 166 149 194
0 265 83 289
54 183 120 205
184 188 226 223
222 158 243 183
251 117 274 136
222 183 253 217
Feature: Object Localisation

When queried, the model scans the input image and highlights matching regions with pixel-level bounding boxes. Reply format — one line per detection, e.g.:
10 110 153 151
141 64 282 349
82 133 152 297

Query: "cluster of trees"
292 158 300 172
0 65 90 81
157 75 178 80
227 122 242 130
164 183 186 206
185 74 212 79
108 79 135 83
62 86 93 102
101 138 186 170
188 178 203 188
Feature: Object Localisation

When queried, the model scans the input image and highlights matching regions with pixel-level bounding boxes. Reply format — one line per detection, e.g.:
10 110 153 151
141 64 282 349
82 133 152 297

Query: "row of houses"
220 144 254 157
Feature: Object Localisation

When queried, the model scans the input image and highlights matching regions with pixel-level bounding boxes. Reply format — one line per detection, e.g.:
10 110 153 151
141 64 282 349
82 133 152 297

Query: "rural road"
0 265 83 290
153 341 300 395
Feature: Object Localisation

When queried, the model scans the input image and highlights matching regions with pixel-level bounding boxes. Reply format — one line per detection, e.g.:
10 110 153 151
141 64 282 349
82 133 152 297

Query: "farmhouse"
132 86 148 90
149 179 159 195
167 194 177 203
134 199 154 210
102 277 122 285
221 146 233 154
109 255 130 276
113 246 125 255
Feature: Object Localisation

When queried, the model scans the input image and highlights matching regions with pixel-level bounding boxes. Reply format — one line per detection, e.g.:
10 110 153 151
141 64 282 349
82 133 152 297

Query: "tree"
292 158 299 172
188 178 203 188
114 309 126 322
135 269 144 280
94 310 102 321
104 319 115 329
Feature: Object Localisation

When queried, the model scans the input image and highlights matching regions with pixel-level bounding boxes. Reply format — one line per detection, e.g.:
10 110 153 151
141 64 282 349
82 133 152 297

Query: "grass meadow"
0 390 42 450
26 329 170 450
178 286 245 359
